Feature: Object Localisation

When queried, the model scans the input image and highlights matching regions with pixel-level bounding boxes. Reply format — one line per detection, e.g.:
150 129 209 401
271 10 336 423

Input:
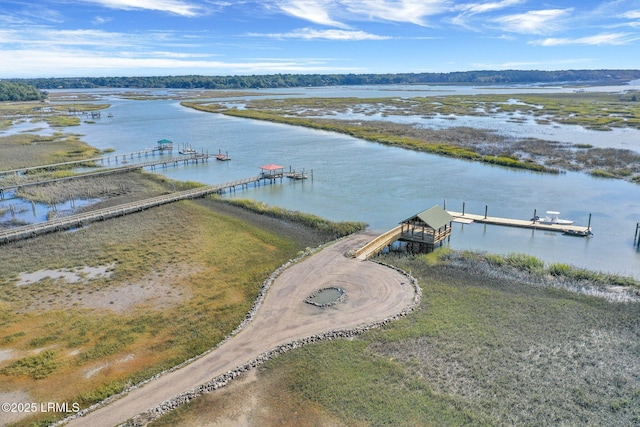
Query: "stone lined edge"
304 287 346 307
54 239 421 427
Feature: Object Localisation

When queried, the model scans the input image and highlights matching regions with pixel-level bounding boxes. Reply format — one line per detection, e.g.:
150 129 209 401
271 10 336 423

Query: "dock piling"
447 205 591 235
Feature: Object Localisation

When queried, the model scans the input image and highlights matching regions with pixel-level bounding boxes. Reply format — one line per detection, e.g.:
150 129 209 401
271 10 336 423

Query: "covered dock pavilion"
399 205 454 253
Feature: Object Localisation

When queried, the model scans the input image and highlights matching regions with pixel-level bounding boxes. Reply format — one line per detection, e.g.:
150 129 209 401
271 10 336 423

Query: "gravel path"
64 233 416 427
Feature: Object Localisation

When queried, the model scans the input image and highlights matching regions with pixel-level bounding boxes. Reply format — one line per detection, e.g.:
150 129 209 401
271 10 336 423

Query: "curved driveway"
65 233 416 426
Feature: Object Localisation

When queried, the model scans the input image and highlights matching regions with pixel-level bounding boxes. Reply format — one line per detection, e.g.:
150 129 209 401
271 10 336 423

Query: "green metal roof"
401 205 453 229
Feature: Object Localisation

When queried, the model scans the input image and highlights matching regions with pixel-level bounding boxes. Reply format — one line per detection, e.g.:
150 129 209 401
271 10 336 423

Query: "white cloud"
451 0 524 31
341 0 448 26
0 28 146 48
456 0 523 15
620 9 640 19
531 32 640 46
248 27 390 40
278 0 348 27
0 48 359 77
492 9 573 34
92 16 113 25
274 0 449 28
80 0 206 17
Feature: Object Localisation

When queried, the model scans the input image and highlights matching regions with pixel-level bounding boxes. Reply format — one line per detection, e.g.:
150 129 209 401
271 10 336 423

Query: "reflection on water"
0 196 99 226
4 85 640 278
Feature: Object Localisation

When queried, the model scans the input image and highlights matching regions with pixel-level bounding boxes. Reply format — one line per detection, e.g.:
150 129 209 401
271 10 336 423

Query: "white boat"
179 143 197 155
534 211 574 225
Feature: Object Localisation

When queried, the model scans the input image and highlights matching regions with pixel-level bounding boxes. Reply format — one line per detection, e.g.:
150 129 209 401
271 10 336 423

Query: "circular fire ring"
304 287 346 307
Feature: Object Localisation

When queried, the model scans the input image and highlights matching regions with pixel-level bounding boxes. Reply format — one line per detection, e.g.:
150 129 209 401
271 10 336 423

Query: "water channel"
3 84 640 278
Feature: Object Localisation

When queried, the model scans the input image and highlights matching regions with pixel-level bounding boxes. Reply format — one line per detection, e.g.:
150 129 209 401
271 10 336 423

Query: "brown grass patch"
0 188 326 425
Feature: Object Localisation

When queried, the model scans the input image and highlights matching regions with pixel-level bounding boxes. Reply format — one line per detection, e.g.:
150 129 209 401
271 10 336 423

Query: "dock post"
443 199 446 210
462 202 465 216
484 205 488 219
533 209 537 223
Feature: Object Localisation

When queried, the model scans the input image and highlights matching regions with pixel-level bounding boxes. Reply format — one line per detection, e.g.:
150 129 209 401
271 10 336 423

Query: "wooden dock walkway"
0 153 213 198
446 211 591 233
0 148 163 177
355 225 403 260
0 174 278 244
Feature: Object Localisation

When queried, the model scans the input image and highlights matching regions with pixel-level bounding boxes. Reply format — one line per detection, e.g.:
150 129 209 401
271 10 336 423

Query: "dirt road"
64 233 416 426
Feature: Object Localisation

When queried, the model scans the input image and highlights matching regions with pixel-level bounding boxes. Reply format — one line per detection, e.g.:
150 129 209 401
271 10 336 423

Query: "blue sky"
2 0 639 78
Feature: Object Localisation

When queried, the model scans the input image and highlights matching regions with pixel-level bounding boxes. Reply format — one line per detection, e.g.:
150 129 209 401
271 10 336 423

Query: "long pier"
0 148 164 177
0 174 276 244
0 153 213 199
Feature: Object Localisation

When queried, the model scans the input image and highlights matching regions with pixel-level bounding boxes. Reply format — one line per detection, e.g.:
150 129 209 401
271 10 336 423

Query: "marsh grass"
0 183 339 425
169 251 638 426
42 115 81 127
0 133 101 171
14 171 166 205
0 101 109 132
183 93 640 181
0 166 356 425
224 198 367 239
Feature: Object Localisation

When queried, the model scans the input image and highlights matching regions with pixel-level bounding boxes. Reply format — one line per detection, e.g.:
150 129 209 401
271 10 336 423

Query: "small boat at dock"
179 143 197 155
533 211 574 225
563 229 593 237
216 150 230 161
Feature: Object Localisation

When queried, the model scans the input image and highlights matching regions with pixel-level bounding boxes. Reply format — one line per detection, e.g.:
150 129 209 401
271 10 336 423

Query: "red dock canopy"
260 164 284 171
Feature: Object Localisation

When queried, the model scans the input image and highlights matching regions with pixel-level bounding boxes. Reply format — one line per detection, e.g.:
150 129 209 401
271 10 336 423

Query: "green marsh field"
1 96 639 426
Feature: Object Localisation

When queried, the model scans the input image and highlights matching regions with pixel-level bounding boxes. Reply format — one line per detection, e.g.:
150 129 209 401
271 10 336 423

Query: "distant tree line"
7 69 640 91
0 81 46 101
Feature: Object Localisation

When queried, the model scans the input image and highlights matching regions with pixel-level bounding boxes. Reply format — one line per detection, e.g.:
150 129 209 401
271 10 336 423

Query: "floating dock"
446 210 591 234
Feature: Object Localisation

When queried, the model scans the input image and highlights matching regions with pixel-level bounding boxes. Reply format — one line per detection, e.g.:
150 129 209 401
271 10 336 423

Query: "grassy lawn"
152 251 640 427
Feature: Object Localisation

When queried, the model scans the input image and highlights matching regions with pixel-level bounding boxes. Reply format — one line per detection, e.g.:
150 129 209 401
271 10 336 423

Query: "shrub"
504 253 544 272
0 350 60 379
548 262 572 276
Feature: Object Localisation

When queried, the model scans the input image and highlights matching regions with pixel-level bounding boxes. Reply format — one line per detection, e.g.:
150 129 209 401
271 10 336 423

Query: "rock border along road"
62 233 418 427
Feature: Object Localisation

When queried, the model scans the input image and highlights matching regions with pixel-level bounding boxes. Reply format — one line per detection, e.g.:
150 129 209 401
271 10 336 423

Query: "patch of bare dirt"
16 264 194 313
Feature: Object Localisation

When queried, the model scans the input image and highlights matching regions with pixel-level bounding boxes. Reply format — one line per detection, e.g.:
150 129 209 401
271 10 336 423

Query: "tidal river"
32 85 640 278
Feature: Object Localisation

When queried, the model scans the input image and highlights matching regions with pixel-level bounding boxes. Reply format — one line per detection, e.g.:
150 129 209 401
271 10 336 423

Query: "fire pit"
304 287 346 307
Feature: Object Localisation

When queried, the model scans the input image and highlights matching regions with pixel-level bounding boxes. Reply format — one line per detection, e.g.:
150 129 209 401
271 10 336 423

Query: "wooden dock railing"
0 154 213 198
0 147 161 177
355 225 403 260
